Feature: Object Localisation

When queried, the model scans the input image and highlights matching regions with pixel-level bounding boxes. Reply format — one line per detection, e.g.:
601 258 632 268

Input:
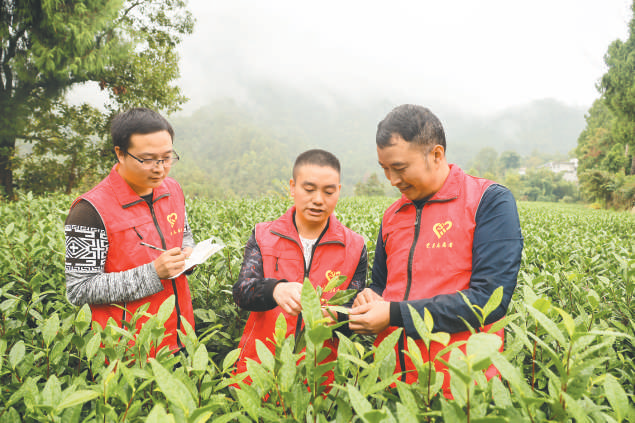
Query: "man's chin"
303 211 328 223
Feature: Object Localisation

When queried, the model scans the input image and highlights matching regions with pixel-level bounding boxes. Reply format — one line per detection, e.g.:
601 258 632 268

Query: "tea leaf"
192 344 208 372
42 313 60 347
326 289 357 306
323 274 348 293
157 295 176 325
322 305 350 315
56 390 100 411
527 304 566 346
5 222 14 236
274 312 287 344
85 332 101 360
255 339 274 371
9 340 25 369
301 277 322 328
466 332 502 363
233 383 267 421
150 359 196 415
553 306 576 338
374 327 402 364
222 348 241 372
278 341 296 391
481 286 503 322
347 384 372 415
395 402 419 423
41 374 61 408
604 374 630 422
74 304 92 332
146 404 175 423
210 411 250 423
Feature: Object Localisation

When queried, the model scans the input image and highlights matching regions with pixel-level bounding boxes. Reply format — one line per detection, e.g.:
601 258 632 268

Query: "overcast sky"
176 0 633 116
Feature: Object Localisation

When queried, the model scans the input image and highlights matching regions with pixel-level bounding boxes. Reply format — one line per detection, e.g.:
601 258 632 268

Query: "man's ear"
114 146 124 163
431 144 445 163
289 178 295 197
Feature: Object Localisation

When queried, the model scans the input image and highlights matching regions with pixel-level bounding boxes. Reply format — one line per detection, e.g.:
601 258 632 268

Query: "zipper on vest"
398 204 423 381
271 231 323 342
148 200 184 349
148 202 167 250
404 205 423 301
295 238 317 342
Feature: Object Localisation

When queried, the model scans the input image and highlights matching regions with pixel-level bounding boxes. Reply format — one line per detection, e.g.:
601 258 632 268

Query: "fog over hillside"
65 0 616 196
168 0 620 179
168 80 586 196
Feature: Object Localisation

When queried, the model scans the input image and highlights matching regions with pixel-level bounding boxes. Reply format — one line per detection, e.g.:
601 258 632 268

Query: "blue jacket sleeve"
368 226 387 296
399 184 524 336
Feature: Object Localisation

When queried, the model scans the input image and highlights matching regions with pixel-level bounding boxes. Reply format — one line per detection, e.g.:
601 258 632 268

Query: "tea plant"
0 194 634 421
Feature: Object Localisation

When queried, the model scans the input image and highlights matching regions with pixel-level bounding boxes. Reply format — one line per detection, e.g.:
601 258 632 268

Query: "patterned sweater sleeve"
232 230 283 311
64 200 164 306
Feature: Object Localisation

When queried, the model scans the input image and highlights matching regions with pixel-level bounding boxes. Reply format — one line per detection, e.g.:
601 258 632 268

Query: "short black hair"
293 149 341 180
110 107 175 151
376 104 446 153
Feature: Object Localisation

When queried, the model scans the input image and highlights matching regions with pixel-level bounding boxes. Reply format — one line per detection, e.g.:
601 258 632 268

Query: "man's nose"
386 170 401 186
313 191 324 204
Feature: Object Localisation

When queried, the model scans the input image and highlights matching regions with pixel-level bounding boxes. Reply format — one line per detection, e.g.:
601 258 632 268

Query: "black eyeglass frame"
125 151 180 168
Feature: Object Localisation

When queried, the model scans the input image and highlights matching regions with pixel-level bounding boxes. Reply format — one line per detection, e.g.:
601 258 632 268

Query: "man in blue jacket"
349 104 523 397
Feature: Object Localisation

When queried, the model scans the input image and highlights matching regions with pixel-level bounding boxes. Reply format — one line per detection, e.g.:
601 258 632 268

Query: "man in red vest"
349 104 523 396
64 107 195 355
233 149 367 383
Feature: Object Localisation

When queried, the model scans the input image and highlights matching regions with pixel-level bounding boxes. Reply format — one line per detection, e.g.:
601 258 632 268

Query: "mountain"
169 82 587 198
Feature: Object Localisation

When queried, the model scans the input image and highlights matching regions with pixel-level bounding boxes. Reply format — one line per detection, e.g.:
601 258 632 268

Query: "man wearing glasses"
64 107 195 356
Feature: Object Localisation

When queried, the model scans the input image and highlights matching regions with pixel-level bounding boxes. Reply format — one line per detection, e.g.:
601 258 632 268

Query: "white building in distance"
539 158 579 183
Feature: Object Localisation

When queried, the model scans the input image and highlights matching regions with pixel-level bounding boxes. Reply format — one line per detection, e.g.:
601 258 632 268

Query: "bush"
1 195 634 421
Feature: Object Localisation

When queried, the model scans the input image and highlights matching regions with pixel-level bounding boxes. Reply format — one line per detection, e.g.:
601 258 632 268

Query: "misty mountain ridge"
170 83 586 197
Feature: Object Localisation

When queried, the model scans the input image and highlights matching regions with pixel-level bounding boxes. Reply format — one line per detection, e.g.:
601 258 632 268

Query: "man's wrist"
389 301 404 327
267 279 287 299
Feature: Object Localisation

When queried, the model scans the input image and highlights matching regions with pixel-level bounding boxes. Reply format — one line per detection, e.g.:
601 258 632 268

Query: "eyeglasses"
126 151 180 169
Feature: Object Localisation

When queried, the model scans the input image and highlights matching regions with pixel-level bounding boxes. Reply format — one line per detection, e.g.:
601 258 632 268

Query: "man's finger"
163 247 183 256
349 302 372 315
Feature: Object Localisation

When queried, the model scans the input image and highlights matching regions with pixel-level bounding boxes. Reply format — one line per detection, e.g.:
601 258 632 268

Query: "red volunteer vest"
376 165 502 396
73 164 194 354
236 207 365 378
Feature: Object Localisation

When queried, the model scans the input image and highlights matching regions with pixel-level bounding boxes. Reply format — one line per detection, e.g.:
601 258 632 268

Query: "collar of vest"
107 164 171 209
394 164 463 212
269 206 346 246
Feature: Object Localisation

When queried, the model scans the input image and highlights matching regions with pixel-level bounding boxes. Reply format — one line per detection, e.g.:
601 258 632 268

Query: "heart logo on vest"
324 270 342 292
433 221 453 238
167 213 178 227
325 270 341 282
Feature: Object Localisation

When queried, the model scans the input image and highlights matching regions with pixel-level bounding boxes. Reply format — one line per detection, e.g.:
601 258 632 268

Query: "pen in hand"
140 242 166 252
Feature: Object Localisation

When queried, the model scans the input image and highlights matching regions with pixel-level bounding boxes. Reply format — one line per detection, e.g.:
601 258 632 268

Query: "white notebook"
173 237 224 277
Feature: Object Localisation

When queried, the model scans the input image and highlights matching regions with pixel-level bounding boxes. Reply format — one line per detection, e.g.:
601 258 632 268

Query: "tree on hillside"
0 0 193 199
497 150 521 175
354 173 386 196
467 147 498 176
16 102 108 195
576 99 629 174
599 0 635 176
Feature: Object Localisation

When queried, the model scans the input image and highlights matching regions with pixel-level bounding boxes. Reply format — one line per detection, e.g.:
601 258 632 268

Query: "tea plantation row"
0 194 633 422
